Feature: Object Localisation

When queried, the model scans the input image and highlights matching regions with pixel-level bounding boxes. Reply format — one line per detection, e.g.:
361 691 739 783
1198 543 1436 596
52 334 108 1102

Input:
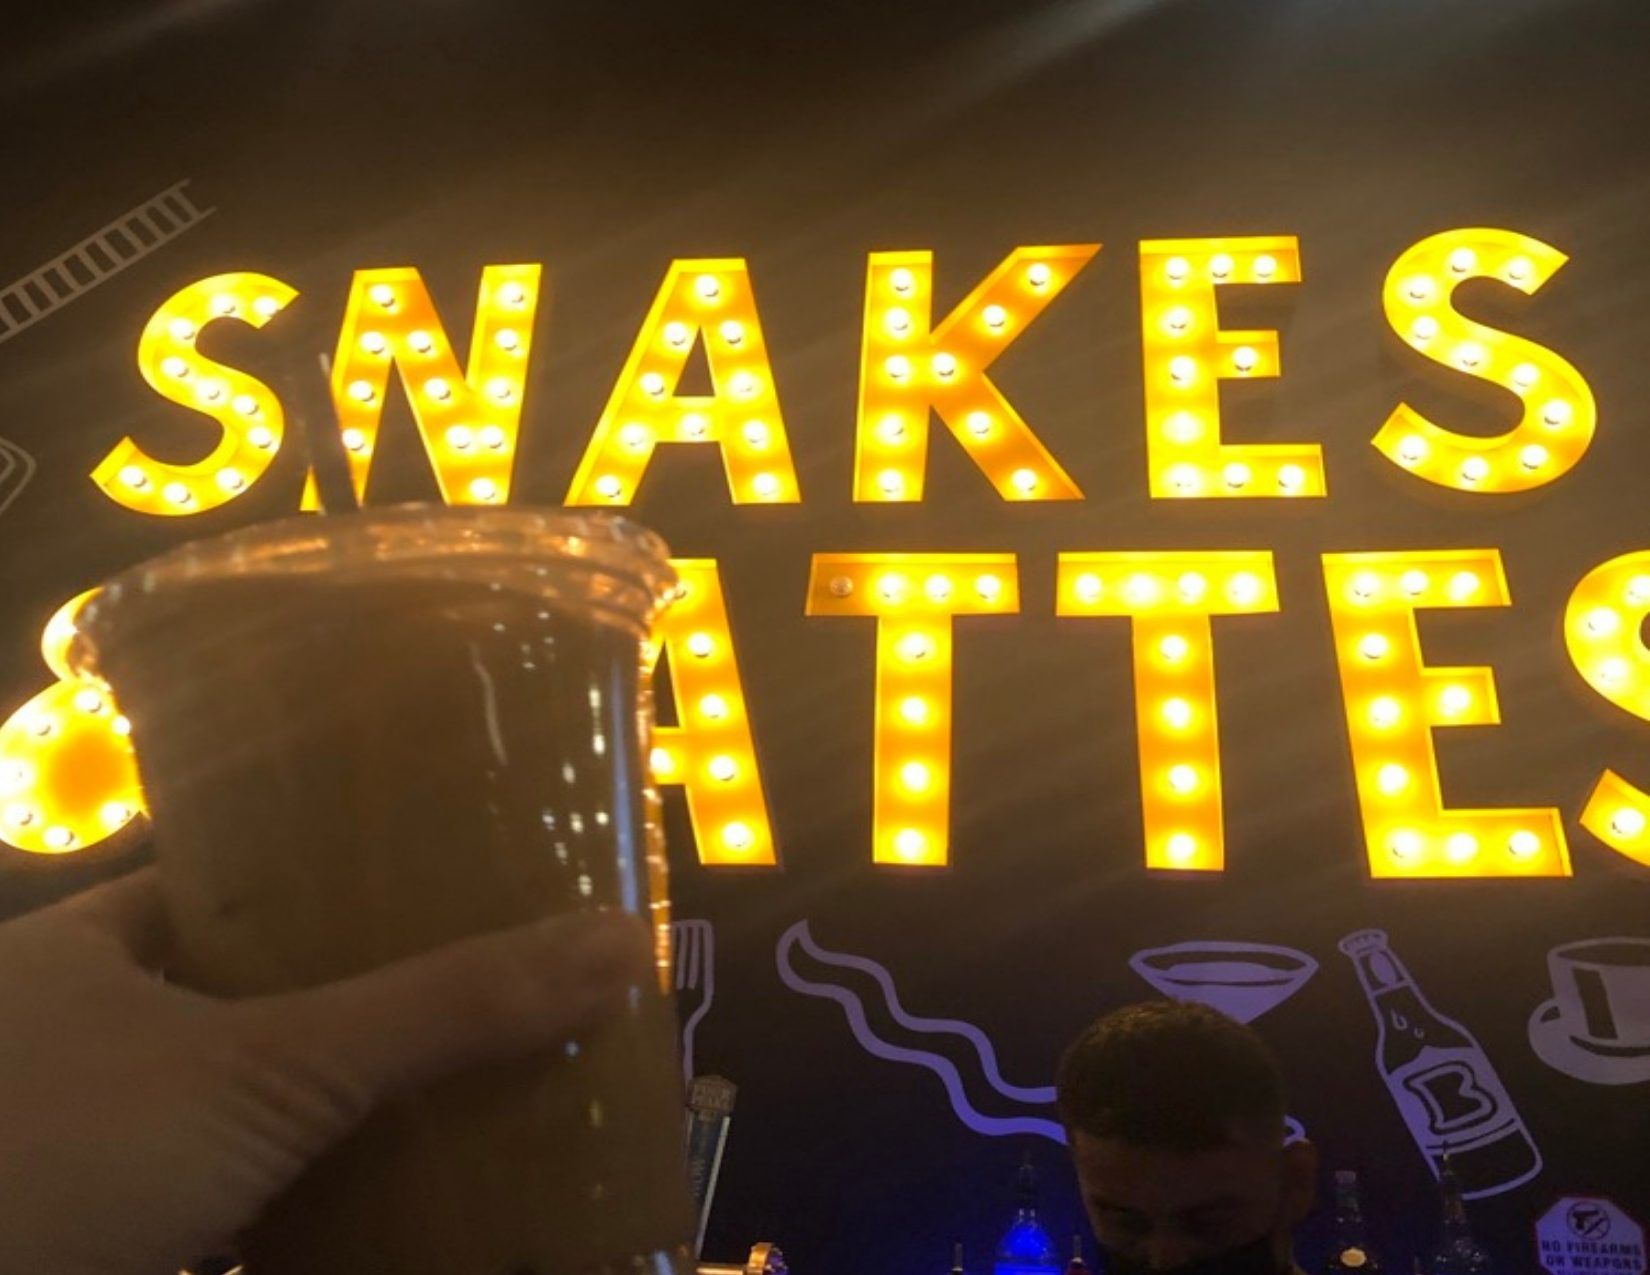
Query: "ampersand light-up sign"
92 272 296 514
566 259 801 506
1139 237 1324 500
806 554 1020 866
1374 228 1597 492
0 591 143 854
852 246 1095 502
647 560 777 867
1566 552 1650 868
1056 552 1279 872
305 265 542 508
1323 550 1569 878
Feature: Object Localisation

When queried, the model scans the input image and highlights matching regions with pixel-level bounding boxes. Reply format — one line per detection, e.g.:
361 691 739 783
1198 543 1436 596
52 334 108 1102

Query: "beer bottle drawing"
1339 930 1541 1198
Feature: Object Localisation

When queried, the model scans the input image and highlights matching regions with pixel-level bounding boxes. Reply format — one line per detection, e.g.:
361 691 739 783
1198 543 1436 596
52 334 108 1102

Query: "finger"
52 866 171 967
239 911 653 1103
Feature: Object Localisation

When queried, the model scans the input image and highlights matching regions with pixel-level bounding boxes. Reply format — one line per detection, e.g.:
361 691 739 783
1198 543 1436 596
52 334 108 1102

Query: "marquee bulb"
1460 456 1489 483
894 828 927 859
966 410 992 438
496 328 522 352
1390 830 1422 861
890 267 916 295
1583 607 1619 637
1446 831 1479 862
1519 443 1549 470
640 372 667 398
664 322 691 348
1164 257 1190 283
425 377 453 402
924 574 954 603
742 419 770 449
976 574 1003 602
1411 316 1440 343
1368 696 1401 728
468 477 500 502
1449 571 1481 600
168 317 196 341
1610 806 1647 839
1074 573 1103 604
1454 342 1485 371
1209 254 1233 281
499 282 529 309
216 468 246 493
1447 247 1478 275
1511 362 1540 391
1542 400 1572 428
479 424 507 451
347 379 375 403
1163 306 1192 335
884 308 912 337
877 573 909 603
1167 764 1198 793
1254 255 1278 281
931 353 958 379
982 304 1008 330
1349 571 1380 601
899 696 931 726
1397 435 1428 465
1278 464 1305 493
708 755 738 782
369 283 397 309
720 319 745 346
231 393 259 417
446 425 475 451
687 632 715 659
1177 572 1207 602
899 632 935 662
1231 346 1259 374
340 426 370 451
1376 763 1410 795
752 473 781 500
900 761 932 793
1159 634 1190 663
1228 573 1262 606
1169 356 1197 384
682 412 709 439
1026 261 1053 289
161 355 190 379
877 469 905 497
594 474 623 500
1358 633 1390 661
1403 276 1435 303
1223 462 1251 490
1010 468 1039 495
409 330 434 354
1401 569 1429 596
119 466 149 490
694 274 722 301
722 822 755 852
700 694 730 721
1161 698 1193 730
1626 575 1650 605
1505 256 1533 284
885 355 911 381
1509 829 1540 858
1165 833 1197 864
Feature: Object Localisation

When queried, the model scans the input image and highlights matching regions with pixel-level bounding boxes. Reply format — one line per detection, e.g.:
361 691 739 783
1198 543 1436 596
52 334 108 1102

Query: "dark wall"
3 1 1649 1270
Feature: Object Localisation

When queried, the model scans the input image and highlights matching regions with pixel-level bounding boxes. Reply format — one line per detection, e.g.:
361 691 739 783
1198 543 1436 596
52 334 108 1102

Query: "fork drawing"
672 919 716 1086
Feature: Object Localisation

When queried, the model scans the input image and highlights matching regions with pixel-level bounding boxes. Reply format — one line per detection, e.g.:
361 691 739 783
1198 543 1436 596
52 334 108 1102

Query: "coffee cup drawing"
1528 937 1650 1085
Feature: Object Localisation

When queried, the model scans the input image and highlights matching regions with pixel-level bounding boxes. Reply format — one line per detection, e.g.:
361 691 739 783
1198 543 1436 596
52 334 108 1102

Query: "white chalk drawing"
0 436 34 516
0 180 214 347
1130 941 1318 1024
776 920 1066 1144
672 919 715 1085
1129 940 1314 1144
1528 937 1650 1086
1341 929 1542 1199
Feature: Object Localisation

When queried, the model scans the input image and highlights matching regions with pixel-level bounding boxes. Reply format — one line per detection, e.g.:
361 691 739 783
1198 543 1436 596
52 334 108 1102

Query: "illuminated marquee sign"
2 227 1639 883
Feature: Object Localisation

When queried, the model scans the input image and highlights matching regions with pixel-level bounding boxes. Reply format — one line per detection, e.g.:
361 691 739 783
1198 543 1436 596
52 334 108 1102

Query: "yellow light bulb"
369 283 397 308
1376 763 1410 795
409 330 435 354
231 393 259 417
468 477 500 502
1449 571 1481 600
687 632 715 659
594 475 623 500
1161 698 1193 730
1509 829 1540 858
1167 464 1201 494
699 694 730 721
1627 575 1650 605
249 426 276 450
487 377 515 404
681 412 709 439
1232 346 1259 374
1167 764 1199 793
1583 607 1620 637
424 377 453 402
694 274 722 301
731 371 760 399
924 574 954 603
446 425 475 451
708 755 738 782
931 353 958 379
877 469 905 498
982 304 1008 330
1010 468 1039 495
1447 247 1478 274
1169 356 1197 384
1400 569 1429 597
1542 400 1573 428
900 761 932 793
1164 412 1201 444
496 328 522 352
884 308 913 337
1253 255 1278 281
167 317 196 341
1358 633 1390 661
1610 806 1647 838
885 355 911 381
663 321 691 348
1026 262 1053 289
479 425 507 451
1598 658 1630 686
1227 573 1262 607
878 414 907 445
890 267 916 295
752 473 780 500
1505 257 1533 284
347 380 375 403
73 688 103 714
1403 275 1435 303
719 319 745 346
1368 696 1401 728
721 822 755 852
1511 362 1540 391
160 356 189 378
1165 832 1198 864
1163 306 1192 336
216 468 246 493
1454 342 1486 371
1159 634 1190 663
1278 464 1306 494
1223 462 1251 490
1164 257 1190 283
742 419 770 449
1209 253 1234 281
650 747 676 777
211 294 238 317
43 826 76 851
965 411 992 437
1445 831 1479 862
119 466 149 490
1177 572 1207 603
1074 574 1103 604
1397 435 1428 465
975 574 1003 603
893 828 927 860
899 632 934 662
163 482 193 507
1125 574 1160 606
1349 572 1381 602
877 573 909 603
1460 456 1490 484
1390 829 1422 861
1411 316 1440 344
898 696 931 726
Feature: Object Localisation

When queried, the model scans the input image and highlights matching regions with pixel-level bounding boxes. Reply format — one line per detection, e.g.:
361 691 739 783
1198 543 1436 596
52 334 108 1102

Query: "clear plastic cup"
72 505 693 1275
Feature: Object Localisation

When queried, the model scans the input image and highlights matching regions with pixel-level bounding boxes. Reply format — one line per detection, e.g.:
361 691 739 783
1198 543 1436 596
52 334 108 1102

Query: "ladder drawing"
0 180 216 347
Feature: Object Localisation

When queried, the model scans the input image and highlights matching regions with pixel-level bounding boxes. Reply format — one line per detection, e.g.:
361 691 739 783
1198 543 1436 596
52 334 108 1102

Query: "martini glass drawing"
1130 940 1319 1141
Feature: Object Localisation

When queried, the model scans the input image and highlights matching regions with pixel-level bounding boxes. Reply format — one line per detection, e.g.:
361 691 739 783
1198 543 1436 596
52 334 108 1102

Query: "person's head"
1056 1001 1316 1273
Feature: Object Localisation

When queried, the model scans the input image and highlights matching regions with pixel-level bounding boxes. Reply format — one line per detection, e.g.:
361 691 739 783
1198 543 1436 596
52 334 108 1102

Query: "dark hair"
1056 1001 1288 1153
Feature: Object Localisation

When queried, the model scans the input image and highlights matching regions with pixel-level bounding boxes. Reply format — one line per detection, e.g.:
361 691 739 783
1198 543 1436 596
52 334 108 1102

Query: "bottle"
993 1152 1061 1275
1064 1234 1089 1275
1426 1156 1494 1274
1339 930 1541 1197
1322 1170 1383 1272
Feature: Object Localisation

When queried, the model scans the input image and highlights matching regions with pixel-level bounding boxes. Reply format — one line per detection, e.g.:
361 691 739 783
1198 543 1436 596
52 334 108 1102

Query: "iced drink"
71 505 694 1275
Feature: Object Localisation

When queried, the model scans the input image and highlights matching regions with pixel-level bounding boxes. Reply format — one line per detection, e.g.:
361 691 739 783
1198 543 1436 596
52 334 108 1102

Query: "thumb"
231 911 654 1108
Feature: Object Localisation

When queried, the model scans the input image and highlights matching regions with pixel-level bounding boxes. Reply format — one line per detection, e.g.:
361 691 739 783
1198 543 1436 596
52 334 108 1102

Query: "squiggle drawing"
672 919 715 1084
776 920 1066 1144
